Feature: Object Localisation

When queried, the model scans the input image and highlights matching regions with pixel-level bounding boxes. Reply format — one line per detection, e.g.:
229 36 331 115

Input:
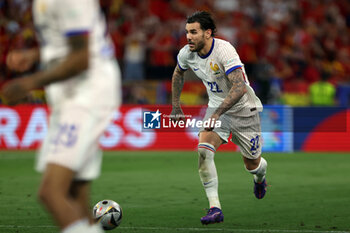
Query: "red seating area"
0 0 349 105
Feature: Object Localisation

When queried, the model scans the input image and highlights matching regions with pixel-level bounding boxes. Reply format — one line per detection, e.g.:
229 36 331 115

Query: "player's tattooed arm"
205 68 246 130
214 68 247 117
171 65 186 120
171 65 185 108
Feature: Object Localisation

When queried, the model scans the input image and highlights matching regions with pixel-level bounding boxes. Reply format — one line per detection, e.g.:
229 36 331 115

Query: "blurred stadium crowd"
0 0 350 106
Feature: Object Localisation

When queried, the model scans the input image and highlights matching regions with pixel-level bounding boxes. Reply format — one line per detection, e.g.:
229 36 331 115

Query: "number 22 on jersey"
207 81 222 93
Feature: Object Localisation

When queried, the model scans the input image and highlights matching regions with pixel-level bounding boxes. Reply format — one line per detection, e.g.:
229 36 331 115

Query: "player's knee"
245 161 259 171
37 181 63 205
244 156 261 171
198 143 216 173
37 184 51 205
246 157 267 175
197 143 216 160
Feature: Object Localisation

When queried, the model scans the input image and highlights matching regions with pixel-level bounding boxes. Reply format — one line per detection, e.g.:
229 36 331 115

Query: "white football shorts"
36 104 115 180
200 108 262 159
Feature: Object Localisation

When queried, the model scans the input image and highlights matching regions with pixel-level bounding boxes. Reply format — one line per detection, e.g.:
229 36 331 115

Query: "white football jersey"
177 38 262 116
32 0 120 109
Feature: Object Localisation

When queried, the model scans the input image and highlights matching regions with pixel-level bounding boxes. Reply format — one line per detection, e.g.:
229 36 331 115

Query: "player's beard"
189 36 205 53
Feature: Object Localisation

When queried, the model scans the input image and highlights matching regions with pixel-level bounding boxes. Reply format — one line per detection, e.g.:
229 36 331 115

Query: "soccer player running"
1 1 121 233
171 11 268 225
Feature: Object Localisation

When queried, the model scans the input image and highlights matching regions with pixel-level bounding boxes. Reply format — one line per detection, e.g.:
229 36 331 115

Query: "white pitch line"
0 225 55 228
0 225 349 233
117 226 350 233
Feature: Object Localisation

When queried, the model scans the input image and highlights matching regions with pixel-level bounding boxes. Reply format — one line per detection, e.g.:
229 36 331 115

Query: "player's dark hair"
186 11 217 37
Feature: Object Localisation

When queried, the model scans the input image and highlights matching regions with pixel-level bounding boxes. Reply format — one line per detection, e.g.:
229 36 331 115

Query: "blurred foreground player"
1 0 121 233
171 11 267 224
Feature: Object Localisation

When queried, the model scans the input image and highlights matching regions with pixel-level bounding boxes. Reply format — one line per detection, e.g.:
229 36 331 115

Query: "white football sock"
90 223 104 233
198 143 221 209
61 218 90 233
247 157 267 183
61 219 104 233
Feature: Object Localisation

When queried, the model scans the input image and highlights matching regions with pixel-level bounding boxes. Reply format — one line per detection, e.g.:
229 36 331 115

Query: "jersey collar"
198 38 215 59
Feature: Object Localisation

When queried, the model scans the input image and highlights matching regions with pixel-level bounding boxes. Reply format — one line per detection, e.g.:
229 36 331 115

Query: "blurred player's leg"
36 106 113 232
37 163 98 233
38 164 82 227
69 181 104 233
69 180 93 223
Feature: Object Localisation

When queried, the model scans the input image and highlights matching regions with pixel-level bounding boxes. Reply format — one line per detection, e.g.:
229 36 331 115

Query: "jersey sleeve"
218 41 244 75
57 0 95 37
177 46 189 71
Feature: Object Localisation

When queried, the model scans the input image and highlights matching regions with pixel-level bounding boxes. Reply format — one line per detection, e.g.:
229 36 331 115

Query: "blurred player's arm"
206 68 247 130
171 65 186 120
7 48 40 72
32 34 89 87
1 34 89 104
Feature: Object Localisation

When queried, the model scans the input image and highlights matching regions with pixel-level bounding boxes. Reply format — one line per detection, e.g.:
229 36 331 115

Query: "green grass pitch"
0 151 349 233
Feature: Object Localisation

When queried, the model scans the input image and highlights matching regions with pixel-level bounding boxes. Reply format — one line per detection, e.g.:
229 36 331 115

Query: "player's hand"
1 77 35 105
170 107 185 122
6 50 36 72
205 113 220 131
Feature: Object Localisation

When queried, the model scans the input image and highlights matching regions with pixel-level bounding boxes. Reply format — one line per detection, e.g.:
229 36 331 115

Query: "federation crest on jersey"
143 110 162 129
210 62 220 75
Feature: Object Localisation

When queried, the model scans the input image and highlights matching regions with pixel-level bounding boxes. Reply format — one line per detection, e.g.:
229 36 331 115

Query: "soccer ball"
93 200 122 230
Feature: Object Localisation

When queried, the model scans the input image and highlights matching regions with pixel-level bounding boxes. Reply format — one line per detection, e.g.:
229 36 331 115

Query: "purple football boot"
254 178 267 199
200 207 224 225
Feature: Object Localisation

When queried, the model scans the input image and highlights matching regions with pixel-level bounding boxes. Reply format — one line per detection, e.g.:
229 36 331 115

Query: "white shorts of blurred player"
36 104 115 180
200 108 262 160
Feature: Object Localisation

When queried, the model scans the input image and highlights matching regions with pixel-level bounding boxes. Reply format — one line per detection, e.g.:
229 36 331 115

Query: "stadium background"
1 1 350 233
0 0 349 152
